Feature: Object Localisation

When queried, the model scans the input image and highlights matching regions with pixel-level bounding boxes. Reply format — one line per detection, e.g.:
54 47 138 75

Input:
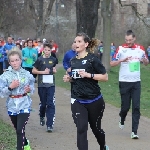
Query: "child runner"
63 32 109 150
0 47 35 150
32 43 57 132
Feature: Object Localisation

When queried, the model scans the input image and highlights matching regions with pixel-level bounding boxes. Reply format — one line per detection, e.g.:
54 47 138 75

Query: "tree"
28 0 55 38
76 0 100 38
101 0 111 71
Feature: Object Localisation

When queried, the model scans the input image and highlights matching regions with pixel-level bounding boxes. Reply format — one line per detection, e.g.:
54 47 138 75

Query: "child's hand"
53 67 57 73
44 68 50 74
9 80 19 89
24 85 30 93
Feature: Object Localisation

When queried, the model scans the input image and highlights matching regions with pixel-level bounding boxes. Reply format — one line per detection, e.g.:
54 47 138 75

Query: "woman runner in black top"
63 32 109 150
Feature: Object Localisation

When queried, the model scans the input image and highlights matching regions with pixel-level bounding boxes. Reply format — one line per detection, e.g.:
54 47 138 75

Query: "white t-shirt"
113 43 148 82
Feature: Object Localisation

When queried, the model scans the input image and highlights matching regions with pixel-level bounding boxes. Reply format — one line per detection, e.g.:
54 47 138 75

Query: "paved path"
0 86 150 150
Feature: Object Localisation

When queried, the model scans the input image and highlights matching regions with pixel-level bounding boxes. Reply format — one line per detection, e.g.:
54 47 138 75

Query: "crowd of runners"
0 29 149 150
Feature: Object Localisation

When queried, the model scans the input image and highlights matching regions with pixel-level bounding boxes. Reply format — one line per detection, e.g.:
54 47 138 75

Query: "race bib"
26 58 33 64
129 62 140 72
0 53 2 58
72 69 85 79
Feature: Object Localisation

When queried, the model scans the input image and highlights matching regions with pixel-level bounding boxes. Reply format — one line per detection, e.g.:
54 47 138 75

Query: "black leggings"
9 113 30 150
71 97 105 150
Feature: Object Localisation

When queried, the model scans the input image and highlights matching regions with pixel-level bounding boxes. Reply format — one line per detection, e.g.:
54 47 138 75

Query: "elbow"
32 69 35 74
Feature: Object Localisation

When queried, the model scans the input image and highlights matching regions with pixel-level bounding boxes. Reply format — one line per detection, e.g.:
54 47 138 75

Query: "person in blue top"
63 43 76 75
110 42 116 61
146 45 150 63
3 36 15 70
22 39 38 79
0 40 4 75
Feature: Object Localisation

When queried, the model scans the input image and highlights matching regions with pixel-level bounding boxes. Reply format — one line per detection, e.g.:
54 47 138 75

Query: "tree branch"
118 0 150 28
28 0 38 20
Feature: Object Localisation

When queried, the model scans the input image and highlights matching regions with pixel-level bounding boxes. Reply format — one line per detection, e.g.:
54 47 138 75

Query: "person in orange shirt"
50 40 58 53
33 39 38 47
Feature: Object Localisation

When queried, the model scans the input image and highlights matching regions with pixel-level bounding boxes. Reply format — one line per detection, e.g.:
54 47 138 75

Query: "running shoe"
40 117 45 126
119 117 124 129
47 126 53 133
24 140 31 150
104 145 109 150
131 132 139 139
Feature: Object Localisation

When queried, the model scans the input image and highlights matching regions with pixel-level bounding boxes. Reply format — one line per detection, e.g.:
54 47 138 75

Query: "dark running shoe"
104 145 109 150
47 126 53 133
40 117 45 126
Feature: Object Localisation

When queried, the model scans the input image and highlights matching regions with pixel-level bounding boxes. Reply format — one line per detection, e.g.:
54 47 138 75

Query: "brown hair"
76 32 99 53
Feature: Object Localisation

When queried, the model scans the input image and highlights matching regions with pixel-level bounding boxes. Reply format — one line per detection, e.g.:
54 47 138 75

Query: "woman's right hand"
63 74 71 82
9 80 20 89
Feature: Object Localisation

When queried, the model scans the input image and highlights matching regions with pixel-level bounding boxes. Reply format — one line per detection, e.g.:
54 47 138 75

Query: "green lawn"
0 119 16 150
55 64 150 118
0 63 150 149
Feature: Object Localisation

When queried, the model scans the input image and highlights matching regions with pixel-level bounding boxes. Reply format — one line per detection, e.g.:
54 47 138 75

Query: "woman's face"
24 42 27 47
74 36 88 53
9 54 22 70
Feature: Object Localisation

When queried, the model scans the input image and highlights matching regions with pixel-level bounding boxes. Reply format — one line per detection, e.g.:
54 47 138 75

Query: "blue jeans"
38 86 55 127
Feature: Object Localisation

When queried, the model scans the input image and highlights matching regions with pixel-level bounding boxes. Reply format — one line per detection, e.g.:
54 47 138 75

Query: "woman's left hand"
24 85 30 93
78 70 90 78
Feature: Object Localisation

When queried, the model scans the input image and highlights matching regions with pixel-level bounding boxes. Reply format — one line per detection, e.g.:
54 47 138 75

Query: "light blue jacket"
0 67 35 115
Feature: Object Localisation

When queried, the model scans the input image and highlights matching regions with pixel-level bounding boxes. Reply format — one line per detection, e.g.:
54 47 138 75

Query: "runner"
63 32 109 150
3 36 15 70
0 47 35 150
63 42 76 76
22 39 38 79
110 30 149 139
0 40 4 75
32 43 57 132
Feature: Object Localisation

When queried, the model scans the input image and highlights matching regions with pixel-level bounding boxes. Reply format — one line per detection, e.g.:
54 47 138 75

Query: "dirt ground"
0 80 150 150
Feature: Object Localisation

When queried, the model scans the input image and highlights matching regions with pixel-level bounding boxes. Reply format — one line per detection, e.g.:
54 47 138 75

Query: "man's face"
125 35 136 47
8 37 12 44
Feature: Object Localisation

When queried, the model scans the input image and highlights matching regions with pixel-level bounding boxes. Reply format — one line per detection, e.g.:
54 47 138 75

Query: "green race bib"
26 58 33 64
0 54 2 58
129 62 140 72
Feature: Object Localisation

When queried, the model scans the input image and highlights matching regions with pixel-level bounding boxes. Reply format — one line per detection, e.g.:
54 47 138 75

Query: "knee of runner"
77 124 88 134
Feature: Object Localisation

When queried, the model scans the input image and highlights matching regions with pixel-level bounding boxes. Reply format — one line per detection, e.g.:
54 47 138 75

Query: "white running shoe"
131 132 139 139
119 118 124 129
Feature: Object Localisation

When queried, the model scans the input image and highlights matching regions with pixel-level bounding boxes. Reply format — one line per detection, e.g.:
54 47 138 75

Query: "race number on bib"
72 69 85 79
129 62 140 72
26 58 33 64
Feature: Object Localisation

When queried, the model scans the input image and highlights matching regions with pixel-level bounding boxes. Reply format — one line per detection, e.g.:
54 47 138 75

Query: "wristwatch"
91 74 94 79
8 87 13 91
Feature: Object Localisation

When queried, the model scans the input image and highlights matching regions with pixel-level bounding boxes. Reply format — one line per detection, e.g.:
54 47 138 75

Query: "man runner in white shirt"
110 30 149 139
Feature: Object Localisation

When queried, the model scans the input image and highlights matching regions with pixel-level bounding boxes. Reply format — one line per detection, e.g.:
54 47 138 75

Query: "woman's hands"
63 73 71 82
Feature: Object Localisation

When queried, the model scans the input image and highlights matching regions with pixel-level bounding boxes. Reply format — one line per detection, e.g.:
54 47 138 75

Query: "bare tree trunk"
36 0 44 38
76 0 100 38
101 0 111 71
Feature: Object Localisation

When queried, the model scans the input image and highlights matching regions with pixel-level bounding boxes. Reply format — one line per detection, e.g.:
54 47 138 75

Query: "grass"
0 119 16 150
55 64 150 118
0 63 150 149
